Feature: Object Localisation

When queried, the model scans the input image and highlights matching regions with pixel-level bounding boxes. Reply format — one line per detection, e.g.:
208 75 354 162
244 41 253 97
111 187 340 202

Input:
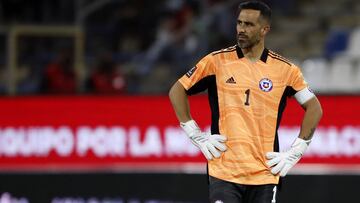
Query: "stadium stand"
0 0 359 95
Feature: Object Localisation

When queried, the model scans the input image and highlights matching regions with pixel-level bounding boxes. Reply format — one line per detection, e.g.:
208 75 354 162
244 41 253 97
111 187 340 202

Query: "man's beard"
237 35 260 49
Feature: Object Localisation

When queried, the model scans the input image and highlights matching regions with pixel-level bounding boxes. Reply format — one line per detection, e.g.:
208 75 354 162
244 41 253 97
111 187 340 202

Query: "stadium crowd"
0 0 359 95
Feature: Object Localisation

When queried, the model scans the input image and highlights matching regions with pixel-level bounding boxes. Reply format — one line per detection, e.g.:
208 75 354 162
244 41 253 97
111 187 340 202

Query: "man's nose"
237 25 245 33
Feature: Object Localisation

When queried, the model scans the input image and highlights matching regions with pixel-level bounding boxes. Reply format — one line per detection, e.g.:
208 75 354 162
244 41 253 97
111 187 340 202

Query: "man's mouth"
238 35 248 40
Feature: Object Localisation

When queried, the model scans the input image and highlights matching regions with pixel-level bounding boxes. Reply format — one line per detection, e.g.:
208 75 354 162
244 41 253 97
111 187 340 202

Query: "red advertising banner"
0 95 359 173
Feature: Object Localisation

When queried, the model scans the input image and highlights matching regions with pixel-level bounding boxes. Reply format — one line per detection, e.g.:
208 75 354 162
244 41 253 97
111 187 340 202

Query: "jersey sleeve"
288 64 308 92
287 64 315 104
178 53 216 95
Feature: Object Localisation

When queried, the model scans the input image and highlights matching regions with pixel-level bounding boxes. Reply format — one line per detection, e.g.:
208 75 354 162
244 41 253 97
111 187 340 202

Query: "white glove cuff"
291 138 311 155
180 120 200 137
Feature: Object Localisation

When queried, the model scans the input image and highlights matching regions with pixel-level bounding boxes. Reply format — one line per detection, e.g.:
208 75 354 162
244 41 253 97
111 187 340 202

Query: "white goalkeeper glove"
266 138 311 177
180 120 227 160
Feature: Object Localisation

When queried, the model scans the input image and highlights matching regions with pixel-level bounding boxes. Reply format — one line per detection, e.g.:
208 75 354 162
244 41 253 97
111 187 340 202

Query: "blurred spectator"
137 2 201 75
16 63 42 94
88 54 126 94
42 51 76 94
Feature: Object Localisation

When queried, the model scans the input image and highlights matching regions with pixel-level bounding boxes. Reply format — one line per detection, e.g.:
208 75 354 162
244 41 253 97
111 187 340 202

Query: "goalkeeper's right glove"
180 120 227 160
266 138 310 177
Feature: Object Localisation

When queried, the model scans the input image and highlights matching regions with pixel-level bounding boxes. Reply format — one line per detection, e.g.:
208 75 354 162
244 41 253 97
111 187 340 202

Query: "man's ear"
261 25 270 36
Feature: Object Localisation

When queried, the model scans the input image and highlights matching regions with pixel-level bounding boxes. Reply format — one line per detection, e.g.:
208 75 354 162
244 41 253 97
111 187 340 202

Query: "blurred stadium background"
0 0 359 202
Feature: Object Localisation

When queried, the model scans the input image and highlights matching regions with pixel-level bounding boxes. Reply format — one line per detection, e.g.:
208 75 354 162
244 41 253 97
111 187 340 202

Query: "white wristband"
294 87 315 105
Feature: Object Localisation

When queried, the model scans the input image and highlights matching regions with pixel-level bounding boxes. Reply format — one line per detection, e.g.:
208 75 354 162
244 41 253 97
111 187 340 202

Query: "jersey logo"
259 78 273 92
226 77 236 84
186 66 197 78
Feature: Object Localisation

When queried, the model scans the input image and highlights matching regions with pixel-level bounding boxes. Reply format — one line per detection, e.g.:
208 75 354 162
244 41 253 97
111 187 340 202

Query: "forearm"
169 81 226 160
298 97 323 141
169 81 192 123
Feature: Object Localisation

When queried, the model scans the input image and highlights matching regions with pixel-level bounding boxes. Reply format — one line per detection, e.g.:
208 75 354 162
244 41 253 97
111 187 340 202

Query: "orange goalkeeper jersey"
179 45 308 185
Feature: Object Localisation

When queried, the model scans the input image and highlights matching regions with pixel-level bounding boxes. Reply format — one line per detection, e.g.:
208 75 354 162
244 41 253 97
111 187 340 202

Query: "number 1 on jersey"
244 89 250 106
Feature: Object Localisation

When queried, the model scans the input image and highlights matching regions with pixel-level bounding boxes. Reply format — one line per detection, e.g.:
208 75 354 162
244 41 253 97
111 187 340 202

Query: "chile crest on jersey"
259 78 273 92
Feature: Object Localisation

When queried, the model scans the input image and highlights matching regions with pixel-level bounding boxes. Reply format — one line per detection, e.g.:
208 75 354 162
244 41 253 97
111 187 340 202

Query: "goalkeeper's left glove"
266 138 311 177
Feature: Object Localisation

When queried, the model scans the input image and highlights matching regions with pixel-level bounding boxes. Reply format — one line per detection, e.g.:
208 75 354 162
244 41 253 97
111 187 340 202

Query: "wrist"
180 120 200 137
291 138 311 155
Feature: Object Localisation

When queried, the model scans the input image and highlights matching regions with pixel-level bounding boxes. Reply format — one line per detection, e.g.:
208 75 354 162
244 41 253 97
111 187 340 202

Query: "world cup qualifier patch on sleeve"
186 66 197 78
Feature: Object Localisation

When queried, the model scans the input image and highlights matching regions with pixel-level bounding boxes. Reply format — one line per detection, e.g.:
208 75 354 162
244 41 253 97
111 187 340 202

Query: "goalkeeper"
169 1 322 203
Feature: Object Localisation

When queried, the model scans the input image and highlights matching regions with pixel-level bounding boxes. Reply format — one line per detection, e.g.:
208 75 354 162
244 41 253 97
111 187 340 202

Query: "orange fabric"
179 46 307 185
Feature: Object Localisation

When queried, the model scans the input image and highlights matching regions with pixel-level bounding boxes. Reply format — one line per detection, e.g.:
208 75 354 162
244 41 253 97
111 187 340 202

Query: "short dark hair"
238 1 271 24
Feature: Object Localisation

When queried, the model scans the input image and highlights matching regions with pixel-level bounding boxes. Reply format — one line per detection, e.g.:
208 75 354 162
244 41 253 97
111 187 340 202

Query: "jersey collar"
236 45 269 63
